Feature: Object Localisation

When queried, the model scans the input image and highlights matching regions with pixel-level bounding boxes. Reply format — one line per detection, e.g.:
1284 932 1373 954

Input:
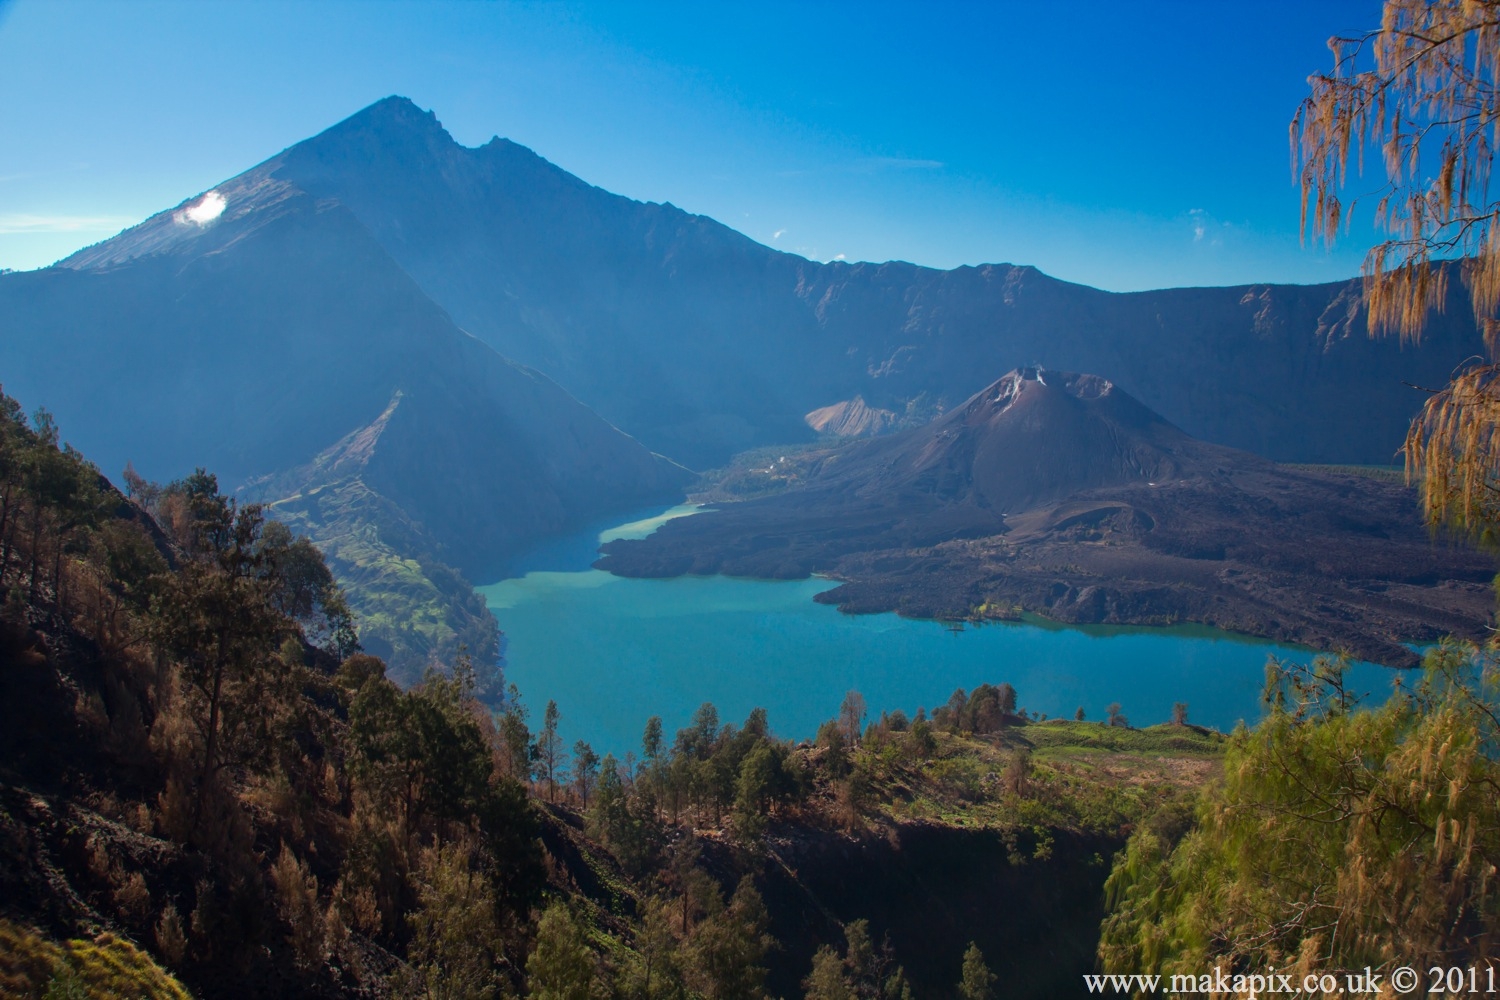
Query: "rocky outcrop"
803 396 897 438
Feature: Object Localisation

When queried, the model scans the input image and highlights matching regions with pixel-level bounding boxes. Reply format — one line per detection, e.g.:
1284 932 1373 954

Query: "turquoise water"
479 505 1401 755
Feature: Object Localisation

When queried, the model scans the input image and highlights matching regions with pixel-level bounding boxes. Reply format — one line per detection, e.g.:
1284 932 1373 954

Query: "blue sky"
0 0 1381 290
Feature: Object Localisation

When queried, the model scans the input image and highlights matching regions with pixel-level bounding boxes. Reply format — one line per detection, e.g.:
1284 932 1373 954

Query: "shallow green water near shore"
479 505 1396 754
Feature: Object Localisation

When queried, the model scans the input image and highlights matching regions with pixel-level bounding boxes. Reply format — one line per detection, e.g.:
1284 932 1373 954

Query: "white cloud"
176 190 226 227
773 228 787 240
1187 208 1234 248
1190 208 1207 242
0 213 136 234
833 253 846 261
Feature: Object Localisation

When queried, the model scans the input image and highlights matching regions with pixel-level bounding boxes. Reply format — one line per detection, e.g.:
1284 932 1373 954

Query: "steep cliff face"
232 96 1482 468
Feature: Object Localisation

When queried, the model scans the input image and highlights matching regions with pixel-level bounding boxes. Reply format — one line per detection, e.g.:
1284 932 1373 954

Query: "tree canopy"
1100 648 1500 980
1294 0 1500 540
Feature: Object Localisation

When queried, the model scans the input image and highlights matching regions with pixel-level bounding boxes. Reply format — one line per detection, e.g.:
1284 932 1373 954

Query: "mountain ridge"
46 96 1489 471
271 97 1489 468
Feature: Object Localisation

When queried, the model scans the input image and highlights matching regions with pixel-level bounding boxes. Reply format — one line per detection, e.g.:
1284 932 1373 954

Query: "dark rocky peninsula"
597 369 1495 667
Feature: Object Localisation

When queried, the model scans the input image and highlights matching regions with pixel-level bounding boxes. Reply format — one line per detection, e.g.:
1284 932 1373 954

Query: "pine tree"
527 902 593 1000
802 945 853 1000
573 740 599 807
537 700 565 803
408 840 502 1000
957 942 994 1000
839 690 867 746
686 877 771 1000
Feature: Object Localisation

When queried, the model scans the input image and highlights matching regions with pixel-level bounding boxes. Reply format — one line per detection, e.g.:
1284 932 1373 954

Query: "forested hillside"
5 374 1497 997
0 386 1224 999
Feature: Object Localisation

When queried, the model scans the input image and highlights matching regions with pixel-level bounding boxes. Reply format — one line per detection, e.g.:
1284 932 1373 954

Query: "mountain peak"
963 368 1141 430
829 366 1230 514
340 95 445 134
308 95 455 152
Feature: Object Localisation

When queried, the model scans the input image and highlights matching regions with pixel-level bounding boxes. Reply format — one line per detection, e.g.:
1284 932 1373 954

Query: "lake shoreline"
593 474 1492 669
479 505 1398 756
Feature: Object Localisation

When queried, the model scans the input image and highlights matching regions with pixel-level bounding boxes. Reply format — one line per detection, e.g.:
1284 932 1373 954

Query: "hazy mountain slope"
599 369 1494 666
253 96 1483 467
0 181 688 680
3 186 685 569
266 97 834 467
793 263 1479 466
6 188 410 487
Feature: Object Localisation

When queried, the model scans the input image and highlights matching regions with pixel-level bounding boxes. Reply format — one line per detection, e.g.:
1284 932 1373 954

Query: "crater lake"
478 505 1397 753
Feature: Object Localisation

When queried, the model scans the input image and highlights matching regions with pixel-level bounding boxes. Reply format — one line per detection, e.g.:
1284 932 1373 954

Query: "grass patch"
0 920 192 1000
853 724 1225 837
1021 720 1227 756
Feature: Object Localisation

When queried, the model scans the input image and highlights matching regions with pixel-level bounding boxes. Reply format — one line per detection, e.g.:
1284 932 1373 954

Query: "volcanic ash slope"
598 368 1495 666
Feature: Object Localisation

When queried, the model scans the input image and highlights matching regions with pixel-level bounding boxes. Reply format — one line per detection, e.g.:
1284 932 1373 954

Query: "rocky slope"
804 396 897 438
0 177 687 681
598 369 1496 666
214 96 1486 468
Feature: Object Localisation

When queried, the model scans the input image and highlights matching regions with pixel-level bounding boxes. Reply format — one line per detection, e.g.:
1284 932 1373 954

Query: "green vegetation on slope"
818 708 1219 839
1099 649 1500 991
688 442 833 502
0 382 1230 999
0 920 192 1000
264 475 502 693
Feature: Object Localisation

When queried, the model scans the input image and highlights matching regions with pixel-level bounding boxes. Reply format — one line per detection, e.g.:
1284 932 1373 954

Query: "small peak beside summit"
356 95 440 127
984 367 1115 405
314 95 453 146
